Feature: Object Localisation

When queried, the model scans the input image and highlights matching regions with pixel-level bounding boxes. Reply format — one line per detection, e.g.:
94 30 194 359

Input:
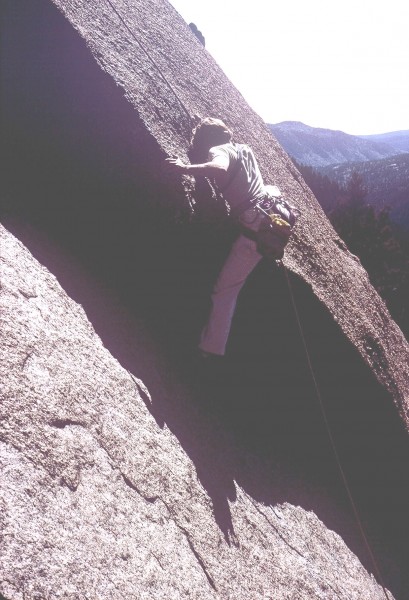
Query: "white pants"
199 207 264 356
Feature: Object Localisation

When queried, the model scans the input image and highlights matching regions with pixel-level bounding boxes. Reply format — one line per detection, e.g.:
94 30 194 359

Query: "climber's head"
189 117 232 161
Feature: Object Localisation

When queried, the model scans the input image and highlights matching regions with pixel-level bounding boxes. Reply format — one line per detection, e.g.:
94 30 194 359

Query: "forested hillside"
319 153 409 231
296 162 409 339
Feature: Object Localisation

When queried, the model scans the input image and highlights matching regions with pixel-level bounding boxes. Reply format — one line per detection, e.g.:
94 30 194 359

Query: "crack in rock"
174 523 217 592
18 288 38 299
21 351 33 370
48 418 86 429
127 371 152 404
121 473 160 504
249 499 306 559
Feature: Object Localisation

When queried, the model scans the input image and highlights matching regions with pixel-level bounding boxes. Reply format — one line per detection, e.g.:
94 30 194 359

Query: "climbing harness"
254 189 300 259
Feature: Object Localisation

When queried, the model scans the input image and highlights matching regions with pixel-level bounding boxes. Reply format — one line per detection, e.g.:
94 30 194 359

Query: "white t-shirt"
208 142 265 211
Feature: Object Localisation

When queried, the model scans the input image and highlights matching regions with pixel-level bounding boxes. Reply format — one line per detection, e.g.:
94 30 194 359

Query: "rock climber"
166 117 296 358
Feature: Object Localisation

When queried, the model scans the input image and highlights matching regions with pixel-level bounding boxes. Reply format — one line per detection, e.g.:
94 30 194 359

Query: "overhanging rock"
47 0 408 425
0 223 393 600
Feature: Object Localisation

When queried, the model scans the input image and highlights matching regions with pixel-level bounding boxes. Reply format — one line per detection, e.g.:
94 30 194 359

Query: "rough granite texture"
1 0 408 598
0 223 393 599
47 0 408 426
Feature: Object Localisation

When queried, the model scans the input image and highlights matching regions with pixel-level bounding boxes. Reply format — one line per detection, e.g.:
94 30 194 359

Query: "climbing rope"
101 3 392 594
104 0 192 122
283 265 391 600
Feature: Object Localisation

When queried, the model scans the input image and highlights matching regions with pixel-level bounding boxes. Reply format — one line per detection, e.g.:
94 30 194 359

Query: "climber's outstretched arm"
165 154 228 178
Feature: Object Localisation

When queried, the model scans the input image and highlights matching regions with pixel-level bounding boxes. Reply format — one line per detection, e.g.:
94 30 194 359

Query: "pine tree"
329 171 408 338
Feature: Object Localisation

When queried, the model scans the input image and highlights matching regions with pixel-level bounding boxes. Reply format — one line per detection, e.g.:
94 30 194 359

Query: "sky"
169 0 409 135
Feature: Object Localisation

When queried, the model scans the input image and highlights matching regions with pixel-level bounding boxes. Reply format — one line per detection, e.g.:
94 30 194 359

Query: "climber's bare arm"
165 155 228 178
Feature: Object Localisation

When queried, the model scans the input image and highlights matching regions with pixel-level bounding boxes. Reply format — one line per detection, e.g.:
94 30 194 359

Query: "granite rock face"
46 0 408 424
1 0 409 598
0 223 393 599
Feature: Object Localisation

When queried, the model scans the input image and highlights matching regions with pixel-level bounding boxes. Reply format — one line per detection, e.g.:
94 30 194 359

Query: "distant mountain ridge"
268 121 409 168
359 130 409 153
